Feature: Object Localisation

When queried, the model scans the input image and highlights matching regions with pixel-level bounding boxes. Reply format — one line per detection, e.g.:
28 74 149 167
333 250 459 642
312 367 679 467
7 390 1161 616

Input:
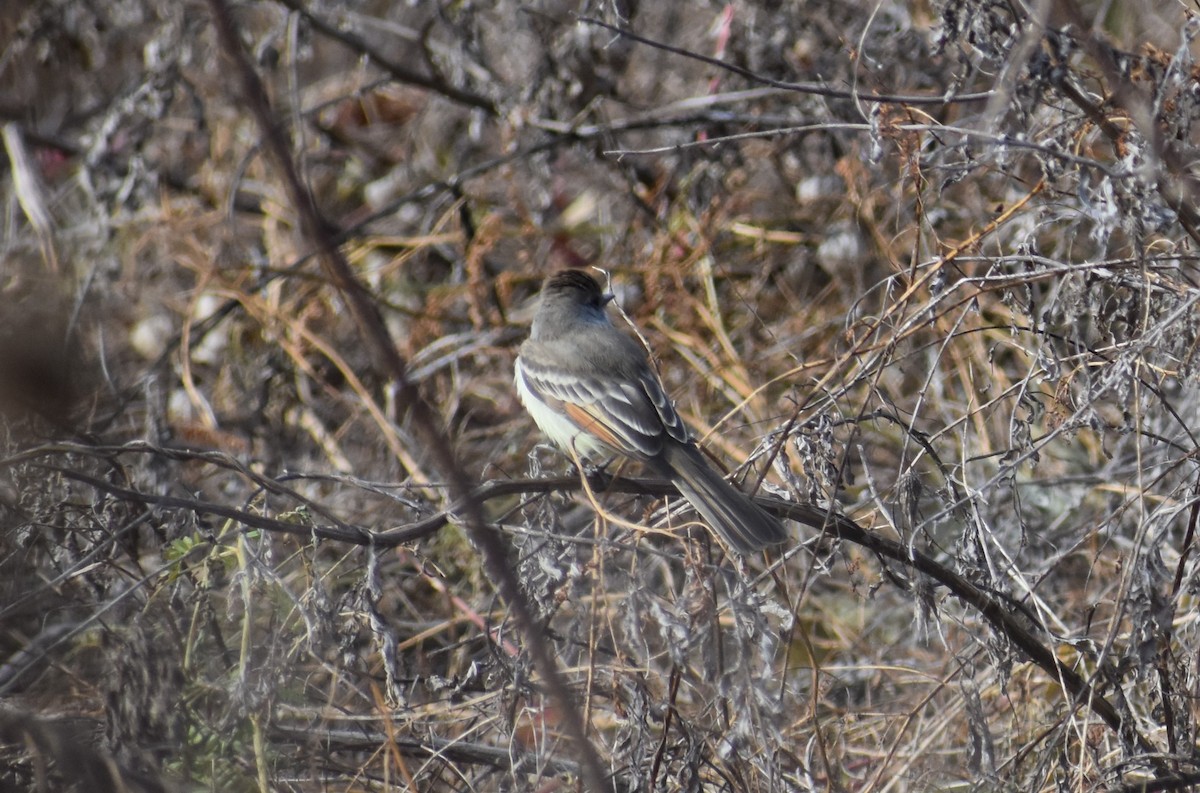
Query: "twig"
1049 0 1200 247
577 15 994 106
273 0 498 115
269 725 633 791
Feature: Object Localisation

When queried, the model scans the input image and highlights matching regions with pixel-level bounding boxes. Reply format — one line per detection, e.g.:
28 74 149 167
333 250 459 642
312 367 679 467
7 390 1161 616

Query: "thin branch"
270 725 634 791
577 15 995 106
273 0 498 115
1050 0 1200 246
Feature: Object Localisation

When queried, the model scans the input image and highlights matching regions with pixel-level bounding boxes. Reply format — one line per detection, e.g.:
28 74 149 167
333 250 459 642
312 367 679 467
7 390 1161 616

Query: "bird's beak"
602 292 615 305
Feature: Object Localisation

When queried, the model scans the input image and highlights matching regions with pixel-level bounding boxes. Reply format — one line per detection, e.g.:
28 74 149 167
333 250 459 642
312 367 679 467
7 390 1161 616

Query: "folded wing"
516 355 689 460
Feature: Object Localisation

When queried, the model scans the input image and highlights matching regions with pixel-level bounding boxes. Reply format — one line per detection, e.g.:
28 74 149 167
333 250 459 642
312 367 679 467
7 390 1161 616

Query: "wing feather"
517 352 688 459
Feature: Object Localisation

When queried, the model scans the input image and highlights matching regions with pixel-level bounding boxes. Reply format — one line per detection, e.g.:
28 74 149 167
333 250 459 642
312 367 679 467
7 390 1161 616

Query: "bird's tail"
657 443 788 553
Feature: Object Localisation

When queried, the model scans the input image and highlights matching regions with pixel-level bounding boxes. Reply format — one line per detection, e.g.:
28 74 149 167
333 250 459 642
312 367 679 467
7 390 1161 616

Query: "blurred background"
2 1 1200 790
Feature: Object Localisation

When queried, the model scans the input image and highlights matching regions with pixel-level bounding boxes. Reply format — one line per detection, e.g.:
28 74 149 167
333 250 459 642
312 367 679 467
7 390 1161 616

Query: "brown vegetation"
3 1 1200 790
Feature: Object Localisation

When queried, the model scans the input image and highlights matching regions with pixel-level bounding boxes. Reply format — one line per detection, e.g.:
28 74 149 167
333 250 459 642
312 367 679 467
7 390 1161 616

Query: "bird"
514 269 788 553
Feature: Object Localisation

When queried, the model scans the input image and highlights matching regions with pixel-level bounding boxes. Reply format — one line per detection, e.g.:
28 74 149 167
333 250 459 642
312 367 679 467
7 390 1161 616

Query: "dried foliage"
3 0 1200 791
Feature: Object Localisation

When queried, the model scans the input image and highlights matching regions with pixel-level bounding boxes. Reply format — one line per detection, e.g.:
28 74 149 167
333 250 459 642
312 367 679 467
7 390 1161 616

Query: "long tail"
656 442 788 553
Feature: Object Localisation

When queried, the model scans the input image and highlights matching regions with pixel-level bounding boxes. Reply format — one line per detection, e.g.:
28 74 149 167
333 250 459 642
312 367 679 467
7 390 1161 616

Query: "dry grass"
3 0 1200 791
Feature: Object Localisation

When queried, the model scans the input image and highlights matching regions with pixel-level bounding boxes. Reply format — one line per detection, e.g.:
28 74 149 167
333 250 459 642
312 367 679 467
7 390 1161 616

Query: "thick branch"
202 2 611 789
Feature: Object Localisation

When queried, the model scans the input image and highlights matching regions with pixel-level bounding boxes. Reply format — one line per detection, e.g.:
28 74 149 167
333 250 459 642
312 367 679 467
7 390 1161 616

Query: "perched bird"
514 269 788 552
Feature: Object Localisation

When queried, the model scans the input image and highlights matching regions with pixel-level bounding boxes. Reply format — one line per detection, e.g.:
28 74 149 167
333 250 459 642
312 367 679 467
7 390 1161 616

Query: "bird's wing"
517 352 690 460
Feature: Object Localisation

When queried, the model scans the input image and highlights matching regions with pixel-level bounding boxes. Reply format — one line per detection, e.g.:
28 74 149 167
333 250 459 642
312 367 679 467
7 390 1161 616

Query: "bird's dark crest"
545 269 603 296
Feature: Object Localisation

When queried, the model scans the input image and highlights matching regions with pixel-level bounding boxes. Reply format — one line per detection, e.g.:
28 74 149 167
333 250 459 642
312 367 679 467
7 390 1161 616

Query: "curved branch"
274 0 498 116
577 15 994 107
40 444 1158 757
